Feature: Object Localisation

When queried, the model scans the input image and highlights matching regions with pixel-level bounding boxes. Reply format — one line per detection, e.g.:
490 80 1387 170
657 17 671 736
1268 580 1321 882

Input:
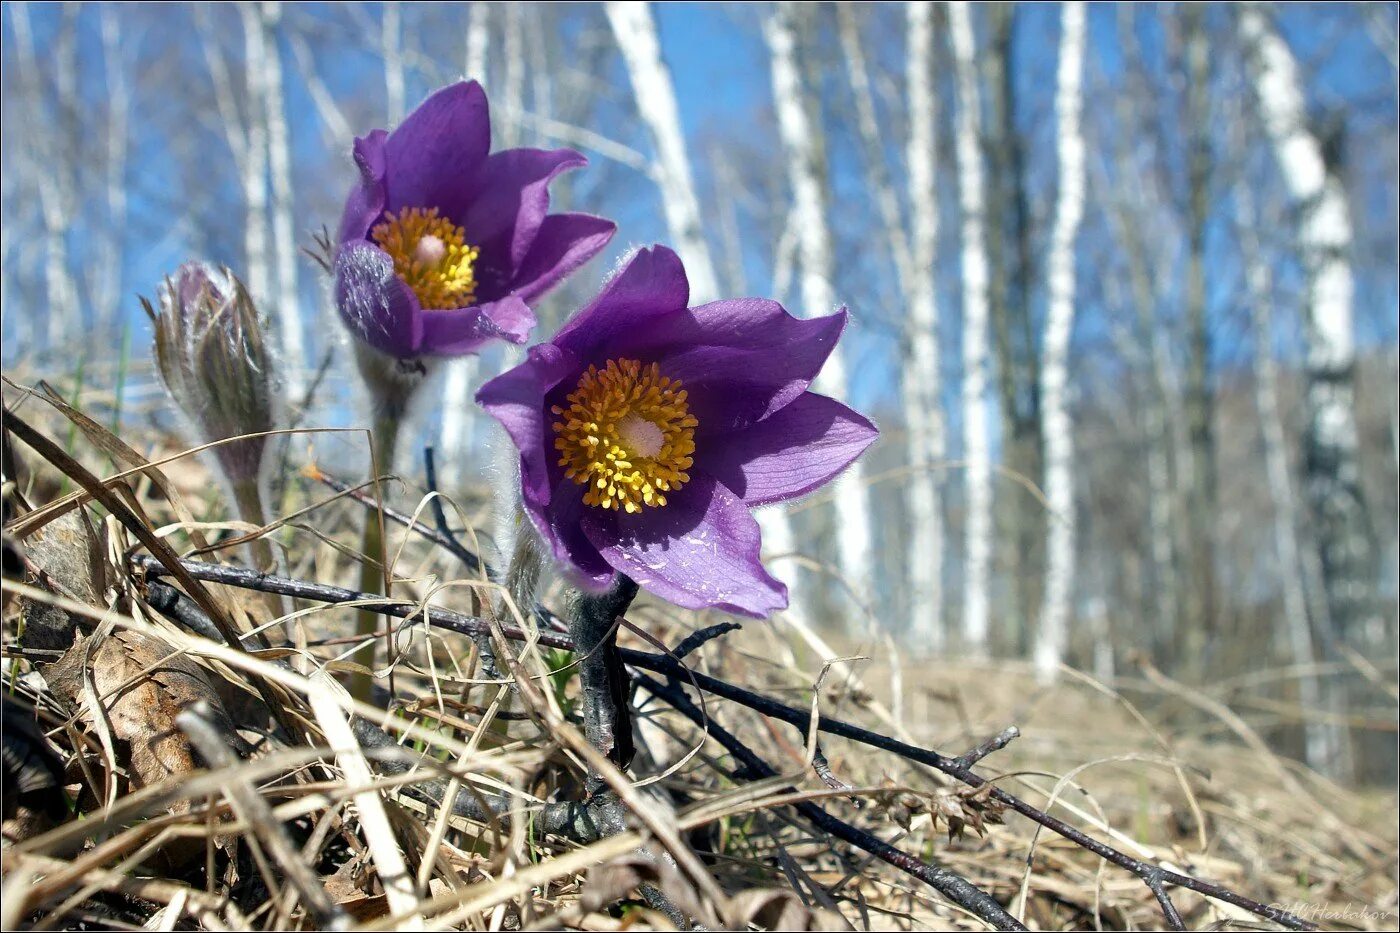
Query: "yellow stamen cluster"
553 359 698 513
370 206 480 309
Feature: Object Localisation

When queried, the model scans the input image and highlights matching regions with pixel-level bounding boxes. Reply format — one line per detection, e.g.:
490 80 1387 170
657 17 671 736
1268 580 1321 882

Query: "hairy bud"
143 262 279 496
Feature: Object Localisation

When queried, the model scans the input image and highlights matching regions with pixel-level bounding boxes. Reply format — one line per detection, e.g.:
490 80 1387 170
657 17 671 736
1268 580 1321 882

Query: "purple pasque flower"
335 80 616 360
477 246 878 618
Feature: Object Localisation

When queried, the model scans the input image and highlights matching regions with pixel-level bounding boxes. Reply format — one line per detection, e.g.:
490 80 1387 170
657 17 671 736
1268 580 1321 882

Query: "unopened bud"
143 263 279 488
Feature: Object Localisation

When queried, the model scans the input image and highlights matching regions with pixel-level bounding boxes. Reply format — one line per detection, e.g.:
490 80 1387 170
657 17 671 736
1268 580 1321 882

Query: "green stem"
350 414 401 703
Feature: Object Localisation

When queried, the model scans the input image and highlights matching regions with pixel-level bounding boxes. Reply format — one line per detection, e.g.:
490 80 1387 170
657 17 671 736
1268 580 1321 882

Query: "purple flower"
335 81 616 360
477 246 878 618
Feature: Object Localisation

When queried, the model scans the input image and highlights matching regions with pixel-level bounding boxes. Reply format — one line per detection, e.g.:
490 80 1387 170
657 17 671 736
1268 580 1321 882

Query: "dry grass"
2 378 1396 932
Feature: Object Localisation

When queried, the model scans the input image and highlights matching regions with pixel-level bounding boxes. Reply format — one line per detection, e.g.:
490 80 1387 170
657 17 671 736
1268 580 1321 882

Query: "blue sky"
1 2 1395 416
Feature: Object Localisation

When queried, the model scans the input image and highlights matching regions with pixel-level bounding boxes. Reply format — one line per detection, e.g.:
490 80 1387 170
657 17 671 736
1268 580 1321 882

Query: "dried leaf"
16 509 105 653
727 889 849 931
46 628 237 793
581 853 663 913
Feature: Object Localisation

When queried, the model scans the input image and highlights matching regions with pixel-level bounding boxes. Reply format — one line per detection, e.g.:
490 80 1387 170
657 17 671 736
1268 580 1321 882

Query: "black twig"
953 726 1021 770
422 446 470 570
134 555 1316 932
636 672 1026 931
310 466 483 573
672 621 742 660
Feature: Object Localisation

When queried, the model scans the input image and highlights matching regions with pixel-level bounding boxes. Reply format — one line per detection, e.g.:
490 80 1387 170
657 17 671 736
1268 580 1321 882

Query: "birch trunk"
1236 170 1337 772
604 2 720 302
383 2 406 124
836 2 912 290
11 2 77 349
901 0 946 649
949 3 994 653
1034 1 1087 681
98 5 129 336
501 4 524 148
1241 4 1375 653
1182 6 1217 657
465 2 490 80
765 0 877 627
261 2 306 400
439 3 493 489
1111 3 1183 657
236 3 272 310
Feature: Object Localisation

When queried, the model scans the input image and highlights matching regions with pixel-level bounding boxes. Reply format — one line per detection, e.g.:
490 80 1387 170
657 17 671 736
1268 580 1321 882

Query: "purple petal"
339 129 388 243
616 300 848 436
418 295 536 356
476 344 616 586
552 246 690 361
511 213 617 305
384 81 491 221
580 475 788 618
333 241 422 359
460 148 587 291
533 479 617 588
476 342 580 516
703 392 879 507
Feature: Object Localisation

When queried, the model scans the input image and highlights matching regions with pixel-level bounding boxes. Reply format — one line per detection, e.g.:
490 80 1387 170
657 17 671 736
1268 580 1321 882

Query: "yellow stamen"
552 359 698 513
370 206 480 309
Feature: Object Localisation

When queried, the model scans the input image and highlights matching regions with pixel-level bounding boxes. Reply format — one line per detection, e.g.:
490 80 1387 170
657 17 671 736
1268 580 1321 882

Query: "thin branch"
130 553 1314 932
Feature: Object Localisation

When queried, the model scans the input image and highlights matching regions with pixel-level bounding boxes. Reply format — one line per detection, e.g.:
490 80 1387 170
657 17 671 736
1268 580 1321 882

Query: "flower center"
552 359 697 513
370 207 480 309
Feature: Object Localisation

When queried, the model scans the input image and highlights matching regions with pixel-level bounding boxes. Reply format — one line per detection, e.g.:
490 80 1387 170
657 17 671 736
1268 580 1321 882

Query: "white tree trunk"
383 1 406 123
1034 1 1087 681
901 0 946 650
438 3 494 489
98 5 129 335
465 1 490 79
1237 171 1337 771
501 4 525 148
11 2 77 349
1241 4 1373 653
261 2 307 400
837 2 912 291
765 0 877 627
604 2 720 303
949 3 994 653
236 3 272 310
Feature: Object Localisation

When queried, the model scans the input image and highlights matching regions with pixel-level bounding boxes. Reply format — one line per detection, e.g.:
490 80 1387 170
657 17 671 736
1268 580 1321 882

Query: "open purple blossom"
334 80 616 360
477 246 878 617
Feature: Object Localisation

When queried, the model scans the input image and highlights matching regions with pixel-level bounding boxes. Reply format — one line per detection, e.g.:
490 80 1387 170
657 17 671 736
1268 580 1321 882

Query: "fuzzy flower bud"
143 263 279 490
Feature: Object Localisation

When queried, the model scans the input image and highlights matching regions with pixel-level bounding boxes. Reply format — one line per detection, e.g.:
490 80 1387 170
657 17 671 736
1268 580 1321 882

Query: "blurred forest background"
2 2 1397 784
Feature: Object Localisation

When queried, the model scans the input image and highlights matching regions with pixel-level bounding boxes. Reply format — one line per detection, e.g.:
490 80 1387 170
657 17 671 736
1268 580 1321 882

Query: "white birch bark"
234 3 272 310
765 0 877 626
1240 4 1372 652
261 2 307 400
438 4 493 489
98 5 129 335
902 0 946 649
501 4 525 148
465 2 490 80
383 1 406 124
837 2 913 291
11 2 77 348
1034 1 1087 681
949 3 994 652
604 1 720 303
1237 172 1336 771
290 34 352 146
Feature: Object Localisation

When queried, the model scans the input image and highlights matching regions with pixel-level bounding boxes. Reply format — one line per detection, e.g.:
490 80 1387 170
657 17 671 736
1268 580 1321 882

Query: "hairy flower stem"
229 475 286 624
569 574 639 784
350 413 401 702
